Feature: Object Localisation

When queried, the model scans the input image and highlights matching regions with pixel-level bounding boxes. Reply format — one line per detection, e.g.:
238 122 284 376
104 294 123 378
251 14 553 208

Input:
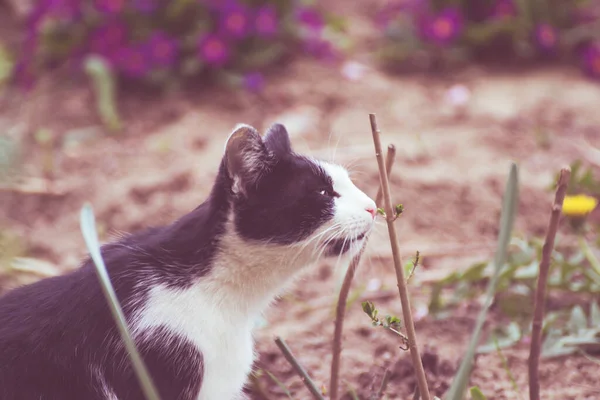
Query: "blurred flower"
88 21 128 57
94 0 125 14
146 32 179 68
490 0 517 20
582 43 600 79
113 45 149 77
219 1 252 39
445 84 471 107
562 194 598 217
533 23 558 52
421 7 464 46
255 5 278 37
303 38 336 62
295 6 325 31
243 72 264 92
340 61 368 81
198 34 230 66
132 0 158 13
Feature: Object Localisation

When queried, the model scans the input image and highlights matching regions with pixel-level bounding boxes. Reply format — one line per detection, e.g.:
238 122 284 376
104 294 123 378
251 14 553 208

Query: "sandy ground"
2 2 600 399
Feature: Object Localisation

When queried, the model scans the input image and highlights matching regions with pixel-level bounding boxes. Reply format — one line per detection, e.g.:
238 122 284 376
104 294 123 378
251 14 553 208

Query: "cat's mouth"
325 232 367 257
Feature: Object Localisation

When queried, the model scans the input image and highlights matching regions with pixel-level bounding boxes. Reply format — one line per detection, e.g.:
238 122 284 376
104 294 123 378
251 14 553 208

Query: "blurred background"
1 0 600 399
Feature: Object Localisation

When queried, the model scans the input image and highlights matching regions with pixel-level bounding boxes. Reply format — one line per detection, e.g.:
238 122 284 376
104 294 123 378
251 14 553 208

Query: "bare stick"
369 113 431 400
329 149 397 400
375 144 397 207
528 167 570 400
329 243 365 400
371 369 391 400
274 336 325 400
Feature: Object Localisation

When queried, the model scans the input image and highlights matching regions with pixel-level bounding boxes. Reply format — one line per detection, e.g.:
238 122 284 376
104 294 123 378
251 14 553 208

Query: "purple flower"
255 5 278 37
219 2 252 39
146 32 179 67
534 23 558 52
304 38 337 62
582 43 600 79
88 21 128 57
132 0 158 13
295 7 325 31
198 34 230 66
244 72 264 92
94 0 125 14
421 7 464 46
490 0 517 20
113 45 149 77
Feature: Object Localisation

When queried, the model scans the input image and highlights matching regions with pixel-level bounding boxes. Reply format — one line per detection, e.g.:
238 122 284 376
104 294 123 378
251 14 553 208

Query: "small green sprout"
376 203 404 220
361 300 409 350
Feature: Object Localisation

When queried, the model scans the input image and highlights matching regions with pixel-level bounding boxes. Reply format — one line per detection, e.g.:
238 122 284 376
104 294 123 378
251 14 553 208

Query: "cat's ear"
224 124 269 194
263 123 292 158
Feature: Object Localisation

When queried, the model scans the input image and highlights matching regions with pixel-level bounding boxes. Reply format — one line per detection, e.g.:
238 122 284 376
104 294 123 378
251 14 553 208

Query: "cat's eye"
318 188 339 197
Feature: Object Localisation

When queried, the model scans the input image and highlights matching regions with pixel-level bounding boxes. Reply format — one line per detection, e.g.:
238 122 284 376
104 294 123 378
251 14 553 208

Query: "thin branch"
528 167 571 400
371 369 391 400
330 147 397 400
249 371 275 400
375 144 397 207
329 243 365 400
274 336 325 400
369 113 431 400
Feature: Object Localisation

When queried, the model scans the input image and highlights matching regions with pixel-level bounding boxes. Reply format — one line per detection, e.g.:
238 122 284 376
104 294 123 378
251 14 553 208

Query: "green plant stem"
329 144 396 400
578 236 600 277
529 167 570 400
445 163 519 400
274 336 324 400
369 113 431 400
80 204 161 400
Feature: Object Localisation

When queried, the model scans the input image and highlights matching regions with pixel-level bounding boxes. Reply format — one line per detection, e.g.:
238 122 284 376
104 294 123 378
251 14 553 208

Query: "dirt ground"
2 2 600 399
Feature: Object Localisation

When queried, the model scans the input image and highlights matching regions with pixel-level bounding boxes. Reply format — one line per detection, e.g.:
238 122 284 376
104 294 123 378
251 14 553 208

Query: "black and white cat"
0 123 377 400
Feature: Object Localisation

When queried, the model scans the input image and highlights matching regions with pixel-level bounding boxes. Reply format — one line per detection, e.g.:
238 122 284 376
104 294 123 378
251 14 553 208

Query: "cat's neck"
204 220 314 317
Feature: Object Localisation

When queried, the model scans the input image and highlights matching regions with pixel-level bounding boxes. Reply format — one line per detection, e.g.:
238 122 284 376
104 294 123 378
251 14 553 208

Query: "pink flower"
198 34 230 66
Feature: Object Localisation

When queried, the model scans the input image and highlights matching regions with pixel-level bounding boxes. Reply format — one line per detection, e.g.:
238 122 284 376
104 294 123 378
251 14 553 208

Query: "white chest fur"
132 283 256 400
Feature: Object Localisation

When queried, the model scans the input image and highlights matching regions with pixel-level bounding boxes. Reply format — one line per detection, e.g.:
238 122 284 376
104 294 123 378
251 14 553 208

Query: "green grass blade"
469 387 487 400
445 163 519 400
80 203 161 400
84 56 122 133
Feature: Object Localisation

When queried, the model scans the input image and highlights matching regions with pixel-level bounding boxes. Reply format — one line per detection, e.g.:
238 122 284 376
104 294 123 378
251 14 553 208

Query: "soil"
2 2 600 399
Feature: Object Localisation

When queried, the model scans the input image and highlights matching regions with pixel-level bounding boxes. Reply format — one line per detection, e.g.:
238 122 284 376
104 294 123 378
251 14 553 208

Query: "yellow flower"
562 194 598 217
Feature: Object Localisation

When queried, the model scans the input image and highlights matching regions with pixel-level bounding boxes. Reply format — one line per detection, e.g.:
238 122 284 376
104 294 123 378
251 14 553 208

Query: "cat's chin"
324 232 369 259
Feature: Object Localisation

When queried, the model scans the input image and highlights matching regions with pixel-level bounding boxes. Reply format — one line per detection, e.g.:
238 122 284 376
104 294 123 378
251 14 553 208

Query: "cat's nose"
365 206 377 218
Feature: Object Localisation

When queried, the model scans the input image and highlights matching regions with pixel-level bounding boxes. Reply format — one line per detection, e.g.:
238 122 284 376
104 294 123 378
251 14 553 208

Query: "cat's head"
221 123 376 262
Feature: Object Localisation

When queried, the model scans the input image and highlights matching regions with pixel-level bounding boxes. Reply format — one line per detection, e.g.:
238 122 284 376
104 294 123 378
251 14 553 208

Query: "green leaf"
0 43 14 87
84 56 122 133
445 163 519 400
79 204 161 400
469 386 487 400
477 322 521 354
591 302 600 327
568 305 588 334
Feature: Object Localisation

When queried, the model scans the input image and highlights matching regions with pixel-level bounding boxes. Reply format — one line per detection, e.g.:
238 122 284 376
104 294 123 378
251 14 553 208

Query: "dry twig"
528 167 571 400
274 336 325 400
369 113 431 400
329 145 396 400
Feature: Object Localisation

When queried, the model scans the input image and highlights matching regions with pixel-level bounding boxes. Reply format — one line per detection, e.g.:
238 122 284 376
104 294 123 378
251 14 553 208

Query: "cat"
0 123 377 400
